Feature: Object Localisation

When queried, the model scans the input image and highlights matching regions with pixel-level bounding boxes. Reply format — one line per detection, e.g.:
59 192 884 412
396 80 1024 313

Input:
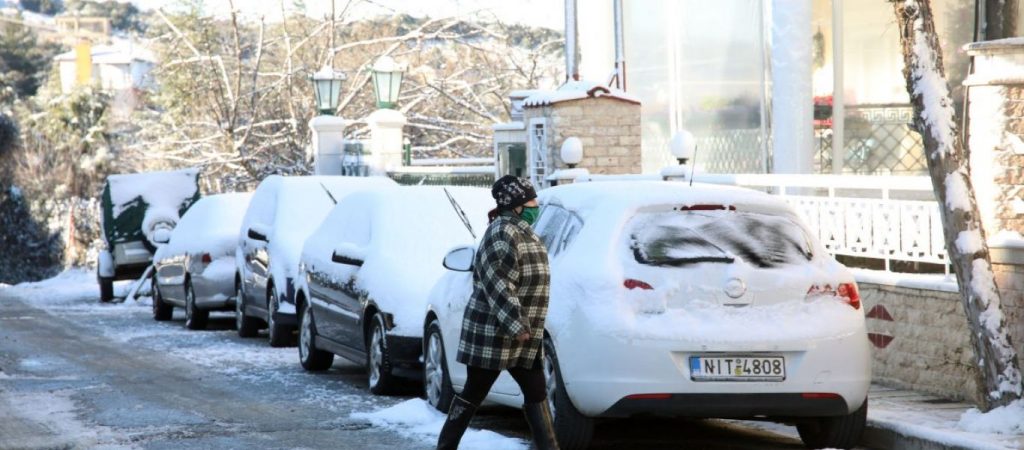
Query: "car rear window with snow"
629 210 812 268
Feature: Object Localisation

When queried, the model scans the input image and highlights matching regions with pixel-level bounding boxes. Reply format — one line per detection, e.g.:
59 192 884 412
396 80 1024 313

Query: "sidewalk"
864 385 1024 450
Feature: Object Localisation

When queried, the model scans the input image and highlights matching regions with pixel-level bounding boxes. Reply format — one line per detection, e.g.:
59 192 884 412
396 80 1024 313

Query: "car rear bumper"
556 310 871 418
603 393 849 418
191 272 235 310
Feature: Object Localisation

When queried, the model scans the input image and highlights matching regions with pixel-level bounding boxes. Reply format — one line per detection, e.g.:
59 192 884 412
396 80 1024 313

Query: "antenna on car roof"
444 188 477 240
320 183 338 205
689 145 699 187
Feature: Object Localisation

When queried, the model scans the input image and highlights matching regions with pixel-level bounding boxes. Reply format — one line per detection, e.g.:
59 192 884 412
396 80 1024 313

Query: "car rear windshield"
629 210 813 268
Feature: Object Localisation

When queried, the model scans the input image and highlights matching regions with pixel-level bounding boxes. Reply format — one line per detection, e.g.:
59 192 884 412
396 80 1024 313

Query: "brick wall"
860 283 982 404
524 97 641 176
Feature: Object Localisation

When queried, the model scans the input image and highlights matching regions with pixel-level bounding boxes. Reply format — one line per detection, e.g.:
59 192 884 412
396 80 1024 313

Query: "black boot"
437 395 477 450
523 400 560 450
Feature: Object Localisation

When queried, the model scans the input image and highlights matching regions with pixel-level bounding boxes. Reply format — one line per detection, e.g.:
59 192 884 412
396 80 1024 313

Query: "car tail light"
201 253 212 264
623 279 654 290
807 282 860 309
625 393 672 400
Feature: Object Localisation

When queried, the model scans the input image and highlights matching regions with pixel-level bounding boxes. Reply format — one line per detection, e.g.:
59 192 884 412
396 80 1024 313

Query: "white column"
831 0 845 175
576 0 614 83
366 108 407 176
310 115 347 176
770 0 815 174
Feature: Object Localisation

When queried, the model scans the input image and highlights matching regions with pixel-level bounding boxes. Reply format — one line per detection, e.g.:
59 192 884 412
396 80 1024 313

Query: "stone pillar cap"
964 37 1024 54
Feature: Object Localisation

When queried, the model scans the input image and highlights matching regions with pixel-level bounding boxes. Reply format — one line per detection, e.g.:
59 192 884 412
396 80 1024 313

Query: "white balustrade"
694 173 948 273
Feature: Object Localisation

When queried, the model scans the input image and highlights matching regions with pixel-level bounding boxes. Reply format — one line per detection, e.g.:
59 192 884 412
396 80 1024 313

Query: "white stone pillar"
770 0 815 174
366 108 407 176
310 115 347 176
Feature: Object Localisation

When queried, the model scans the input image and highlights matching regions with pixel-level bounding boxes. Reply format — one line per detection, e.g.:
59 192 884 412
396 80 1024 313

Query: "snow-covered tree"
892 0 1023 410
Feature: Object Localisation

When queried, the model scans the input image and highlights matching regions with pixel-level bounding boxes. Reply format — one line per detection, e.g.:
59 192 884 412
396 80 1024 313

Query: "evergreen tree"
0 16 63 98
19 0 63 15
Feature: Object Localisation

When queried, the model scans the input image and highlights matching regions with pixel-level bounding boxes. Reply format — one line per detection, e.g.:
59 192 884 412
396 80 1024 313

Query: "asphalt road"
0 276 868 450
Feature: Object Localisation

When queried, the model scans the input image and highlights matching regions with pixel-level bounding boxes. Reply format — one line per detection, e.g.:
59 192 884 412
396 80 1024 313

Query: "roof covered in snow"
522 80 641 107
54 39 156 64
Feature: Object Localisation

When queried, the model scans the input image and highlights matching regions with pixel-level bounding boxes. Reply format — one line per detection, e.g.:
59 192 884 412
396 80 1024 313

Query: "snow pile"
958 400 1024 435
154 193 252 262
299 186 492 336
350 399 527 449
2 268 129 306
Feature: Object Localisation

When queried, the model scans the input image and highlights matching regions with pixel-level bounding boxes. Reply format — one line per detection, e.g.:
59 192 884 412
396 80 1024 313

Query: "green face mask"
519 206 540 225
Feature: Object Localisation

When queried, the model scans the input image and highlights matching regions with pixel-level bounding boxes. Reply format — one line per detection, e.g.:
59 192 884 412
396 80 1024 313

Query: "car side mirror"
247 224 269 242
443 246 475 272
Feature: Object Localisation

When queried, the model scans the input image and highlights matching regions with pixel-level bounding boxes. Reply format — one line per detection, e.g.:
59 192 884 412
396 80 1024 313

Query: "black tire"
298 300 333 371
796 398 868 449
423 319 455 412
99 276 114 303
151 280 172 321
184 280 209 330
267 286 292 347
367 313 399 395
543 337 594 450
236 283 260 338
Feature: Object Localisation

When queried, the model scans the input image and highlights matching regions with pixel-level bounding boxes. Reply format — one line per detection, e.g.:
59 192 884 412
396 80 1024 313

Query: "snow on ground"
0 389 134 450
959 400 1024 435
351 398 528 450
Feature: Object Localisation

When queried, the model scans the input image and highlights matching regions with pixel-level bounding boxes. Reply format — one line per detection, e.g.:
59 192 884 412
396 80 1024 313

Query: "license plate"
689 355 786 381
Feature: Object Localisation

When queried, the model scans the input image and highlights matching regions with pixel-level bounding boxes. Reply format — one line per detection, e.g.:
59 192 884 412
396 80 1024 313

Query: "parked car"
294 186 491 394
151 193 253 329
235 175 397 347
425 181 871 450
97 168 201 302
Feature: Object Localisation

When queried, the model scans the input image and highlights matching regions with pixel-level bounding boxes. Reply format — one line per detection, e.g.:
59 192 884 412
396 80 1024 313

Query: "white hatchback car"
425 181 871 450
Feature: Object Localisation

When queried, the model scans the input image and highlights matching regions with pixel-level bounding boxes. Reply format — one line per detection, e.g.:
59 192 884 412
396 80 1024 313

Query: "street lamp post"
309 65 348 175
366 56 407 175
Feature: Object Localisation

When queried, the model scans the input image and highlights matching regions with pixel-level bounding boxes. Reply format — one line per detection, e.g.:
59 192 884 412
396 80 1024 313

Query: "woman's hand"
515 331 530 343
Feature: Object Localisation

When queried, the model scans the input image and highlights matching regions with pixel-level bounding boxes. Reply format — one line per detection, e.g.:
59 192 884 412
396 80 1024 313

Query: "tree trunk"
892 0 1023 410
984 0 1019 40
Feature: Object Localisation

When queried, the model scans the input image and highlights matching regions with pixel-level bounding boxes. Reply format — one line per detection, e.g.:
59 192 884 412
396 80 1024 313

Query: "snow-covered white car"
97 168 201 302
425 181 871 450
235 175 397 347
152 193 252 330
295 186 491 394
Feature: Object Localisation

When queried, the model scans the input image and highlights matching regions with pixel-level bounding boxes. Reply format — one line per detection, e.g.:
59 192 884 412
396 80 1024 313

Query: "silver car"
152 193 253 329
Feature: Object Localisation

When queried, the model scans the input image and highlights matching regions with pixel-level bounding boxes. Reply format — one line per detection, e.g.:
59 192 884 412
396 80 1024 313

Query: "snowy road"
0 271 871 449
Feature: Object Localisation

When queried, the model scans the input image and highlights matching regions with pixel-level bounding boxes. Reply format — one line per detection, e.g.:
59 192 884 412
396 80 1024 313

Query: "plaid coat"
456 211 550 370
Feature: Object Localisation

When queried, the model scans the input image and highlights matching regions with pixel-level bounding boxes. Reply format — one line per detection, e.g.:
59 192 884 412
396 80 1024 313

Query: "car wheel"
543 337 594 450
267 288 291 347
184 280 209 330
236 284 260 338
423 319 454 412
298 301 333 371
367 313 398 395
151 279 172 321
99 276 114 303
796 398 868 450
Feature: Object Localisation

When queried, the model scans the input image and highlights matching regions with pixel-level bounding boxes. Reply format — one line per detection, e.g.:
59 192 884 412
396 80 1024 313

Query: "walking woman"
437 175 559 450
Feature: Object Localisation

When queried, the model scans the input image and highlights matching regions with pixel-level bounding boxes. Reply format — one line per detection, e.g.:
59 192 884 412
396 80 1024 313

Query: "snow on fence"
694 173 949 273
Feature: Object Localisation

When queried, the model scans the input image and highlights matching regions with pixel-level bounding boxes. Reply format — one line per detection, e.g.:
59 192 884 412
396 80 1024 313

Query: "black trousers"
460 365 547 406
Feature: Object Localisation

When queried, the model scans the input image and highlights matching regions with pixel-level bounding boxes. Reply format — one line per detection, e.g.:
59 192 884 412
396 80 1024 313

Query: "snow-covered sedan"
294 186 491 394
235 175 397 347
152 193 252 329
425 181 871 450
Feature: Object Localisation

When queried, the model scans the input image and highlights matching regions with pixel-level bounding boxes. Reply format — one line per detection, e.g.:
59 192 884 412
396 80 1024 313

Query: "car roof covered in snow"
539 181 796 217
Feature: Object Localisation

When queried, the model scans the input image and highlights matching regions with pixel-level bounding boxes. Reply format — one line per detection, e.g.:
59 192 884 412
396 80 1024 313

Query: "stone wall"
992 261 1024 375
524 97 641 176
860 282 981 404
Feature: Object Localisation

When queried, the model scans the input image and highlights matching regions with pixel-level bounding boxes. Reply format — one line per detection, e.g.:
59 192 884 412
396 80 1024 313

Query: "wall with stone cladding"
523 97 641 176
860 282 982 404
992 86 1024 234
992 261 1024 373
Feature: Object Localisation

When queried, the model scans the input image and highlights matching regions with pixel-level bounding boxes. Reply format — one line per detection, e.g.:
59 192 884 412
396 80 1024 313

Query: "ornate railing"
694 173 947 273
815 104 927 175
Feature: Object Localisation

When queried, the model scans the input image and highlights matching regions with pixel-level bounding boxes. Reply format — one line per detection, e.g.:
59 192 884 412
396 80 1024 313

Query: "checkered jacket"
456 211 550 370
